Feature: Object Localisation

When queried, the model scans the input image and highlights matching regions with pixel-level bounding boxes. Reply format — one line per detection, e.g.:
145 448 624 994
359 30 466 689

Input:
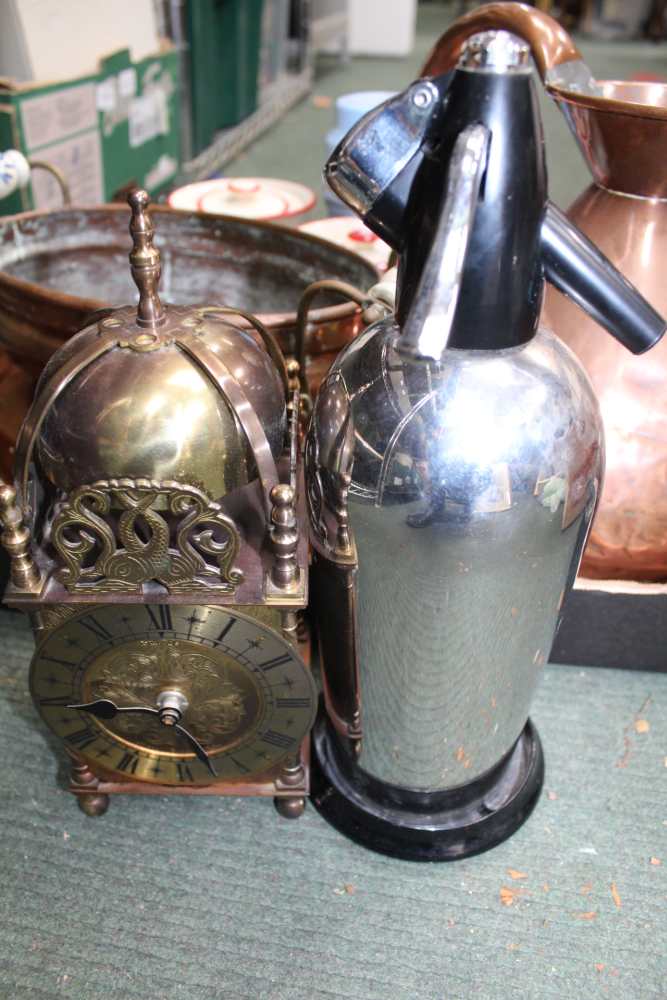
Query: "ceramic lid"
168 177 316 221
299 217 392 271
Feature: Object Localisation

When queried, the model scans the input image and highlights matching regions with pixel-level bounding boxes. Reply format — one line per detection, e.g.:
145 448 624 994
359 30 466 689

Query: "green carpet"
0 607 665 1000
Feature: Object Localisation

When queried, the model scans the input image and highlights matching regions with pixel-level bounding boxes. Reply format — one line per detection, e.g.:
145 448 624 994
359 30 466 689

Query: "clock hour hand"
67 698 156 721
68 699 217 777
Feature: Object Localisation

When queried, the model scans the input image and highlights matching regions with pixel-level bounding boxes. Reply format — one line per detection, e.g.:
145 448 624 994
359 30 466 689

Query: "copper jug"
422 3 667 581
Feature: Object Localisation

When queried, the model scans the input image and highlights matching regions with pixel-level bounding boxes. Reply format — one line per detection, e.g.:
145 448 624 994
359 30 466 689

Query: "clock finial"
128 188 165 327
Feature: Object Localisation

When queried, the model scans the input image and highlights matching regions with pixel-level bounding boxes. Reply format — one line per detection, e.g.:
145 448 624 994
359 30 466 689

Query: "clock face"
30 604 317 786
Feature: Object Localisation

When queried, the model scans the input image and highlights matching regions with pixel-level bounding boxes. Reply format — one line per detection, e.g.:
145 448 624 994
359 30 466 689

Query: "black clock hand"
68 699 217 777
68 698 155 721
172 723 217 777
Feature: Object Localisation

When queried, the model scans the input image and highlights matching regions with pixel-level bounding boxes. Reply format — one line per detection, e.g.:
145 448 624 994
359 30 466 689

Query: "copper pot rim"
547 80 667 122
0 202 380 330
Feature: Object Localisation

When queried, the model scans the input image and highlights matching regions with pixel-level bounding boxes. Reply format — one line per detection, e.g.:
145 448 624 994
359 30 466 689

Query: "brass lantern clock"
0 191 316 818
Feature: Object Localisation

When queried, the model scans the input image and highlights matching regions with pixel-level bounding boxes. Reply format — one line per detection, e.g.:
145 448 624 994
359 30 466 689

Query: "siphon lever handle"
397 123 491 362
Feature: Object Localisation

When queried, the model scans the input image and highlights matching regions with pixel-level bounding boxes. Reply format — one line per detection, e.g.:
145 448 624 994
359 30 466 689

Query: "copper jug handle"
420 2 582 81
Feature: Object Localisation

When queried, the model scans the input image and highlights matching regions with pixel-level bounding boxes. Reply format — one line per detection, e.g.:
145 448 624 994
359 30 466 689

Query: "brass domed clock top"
0 190 313 819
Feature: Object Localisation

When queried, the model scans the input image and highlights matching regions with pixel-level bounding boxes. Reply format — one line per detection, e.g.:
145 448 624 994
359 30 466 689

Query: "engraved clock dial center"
83 636 263 754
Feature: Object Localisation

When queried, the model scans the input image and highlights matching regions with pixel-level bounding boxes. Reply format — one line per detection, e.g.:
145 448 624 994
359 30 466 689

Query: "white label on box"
30 129 104 210
128 91 168 148
144 153 177 191
20 82 98 152
96 77 117 112
118 67 138 99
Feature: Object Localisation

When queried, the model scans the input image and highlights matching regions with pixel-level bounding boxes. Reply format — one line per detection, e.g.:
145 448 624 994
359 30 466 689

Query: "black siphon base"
311 710 544 861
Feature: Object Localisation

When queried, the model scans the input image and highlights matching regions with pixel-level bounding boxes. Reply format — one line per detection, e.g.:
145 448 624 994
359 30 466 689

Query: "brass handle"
27 160 72 206
420 2 582 81
295 280 377 398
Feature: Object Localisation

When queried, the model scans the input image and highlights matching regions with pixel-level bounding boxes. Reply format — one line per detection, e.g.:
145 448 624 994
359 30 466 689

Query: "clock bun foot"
274 795 306 819
76 793 110 818
69 756 110 816
311 712 544 861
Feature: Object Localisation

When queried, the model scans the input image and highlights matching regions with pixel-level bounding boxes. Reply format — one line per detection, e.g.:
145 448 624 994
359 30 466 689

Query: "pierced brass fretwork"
50 478 243 595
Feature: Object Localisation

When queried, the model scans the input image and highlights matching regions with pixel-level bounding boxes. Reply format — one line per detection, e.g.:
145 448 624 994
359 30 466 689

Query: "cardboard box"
0 45 181 216
0 0 160 83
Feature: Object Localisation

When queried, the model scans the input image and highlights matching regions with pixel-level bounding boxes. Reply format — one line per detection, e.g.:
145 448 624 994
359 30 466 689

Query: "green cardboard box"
0 45 181 217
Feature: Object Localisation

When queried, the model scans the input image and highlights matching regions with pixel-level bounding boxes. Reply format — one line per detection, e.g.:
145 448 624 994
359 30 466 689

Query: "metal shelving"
177 66 312 183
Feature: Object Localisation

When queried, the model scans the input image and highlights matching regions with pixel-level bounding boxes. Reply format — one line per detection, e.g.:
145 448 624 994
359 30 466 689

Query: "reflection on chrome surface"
309 320 603 791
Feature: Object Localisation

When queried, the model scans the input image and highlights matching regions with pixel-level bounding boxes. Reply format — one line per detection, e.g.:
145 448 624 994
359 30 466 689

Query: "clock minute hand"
173 722 217 777
68 699 217 777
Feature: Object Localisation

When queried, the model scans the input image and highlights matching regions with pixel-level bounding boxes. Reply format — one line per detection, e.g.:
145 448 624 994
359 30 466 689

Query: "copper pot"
0 351 33 480
422 3 667 581
0 204 378 480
